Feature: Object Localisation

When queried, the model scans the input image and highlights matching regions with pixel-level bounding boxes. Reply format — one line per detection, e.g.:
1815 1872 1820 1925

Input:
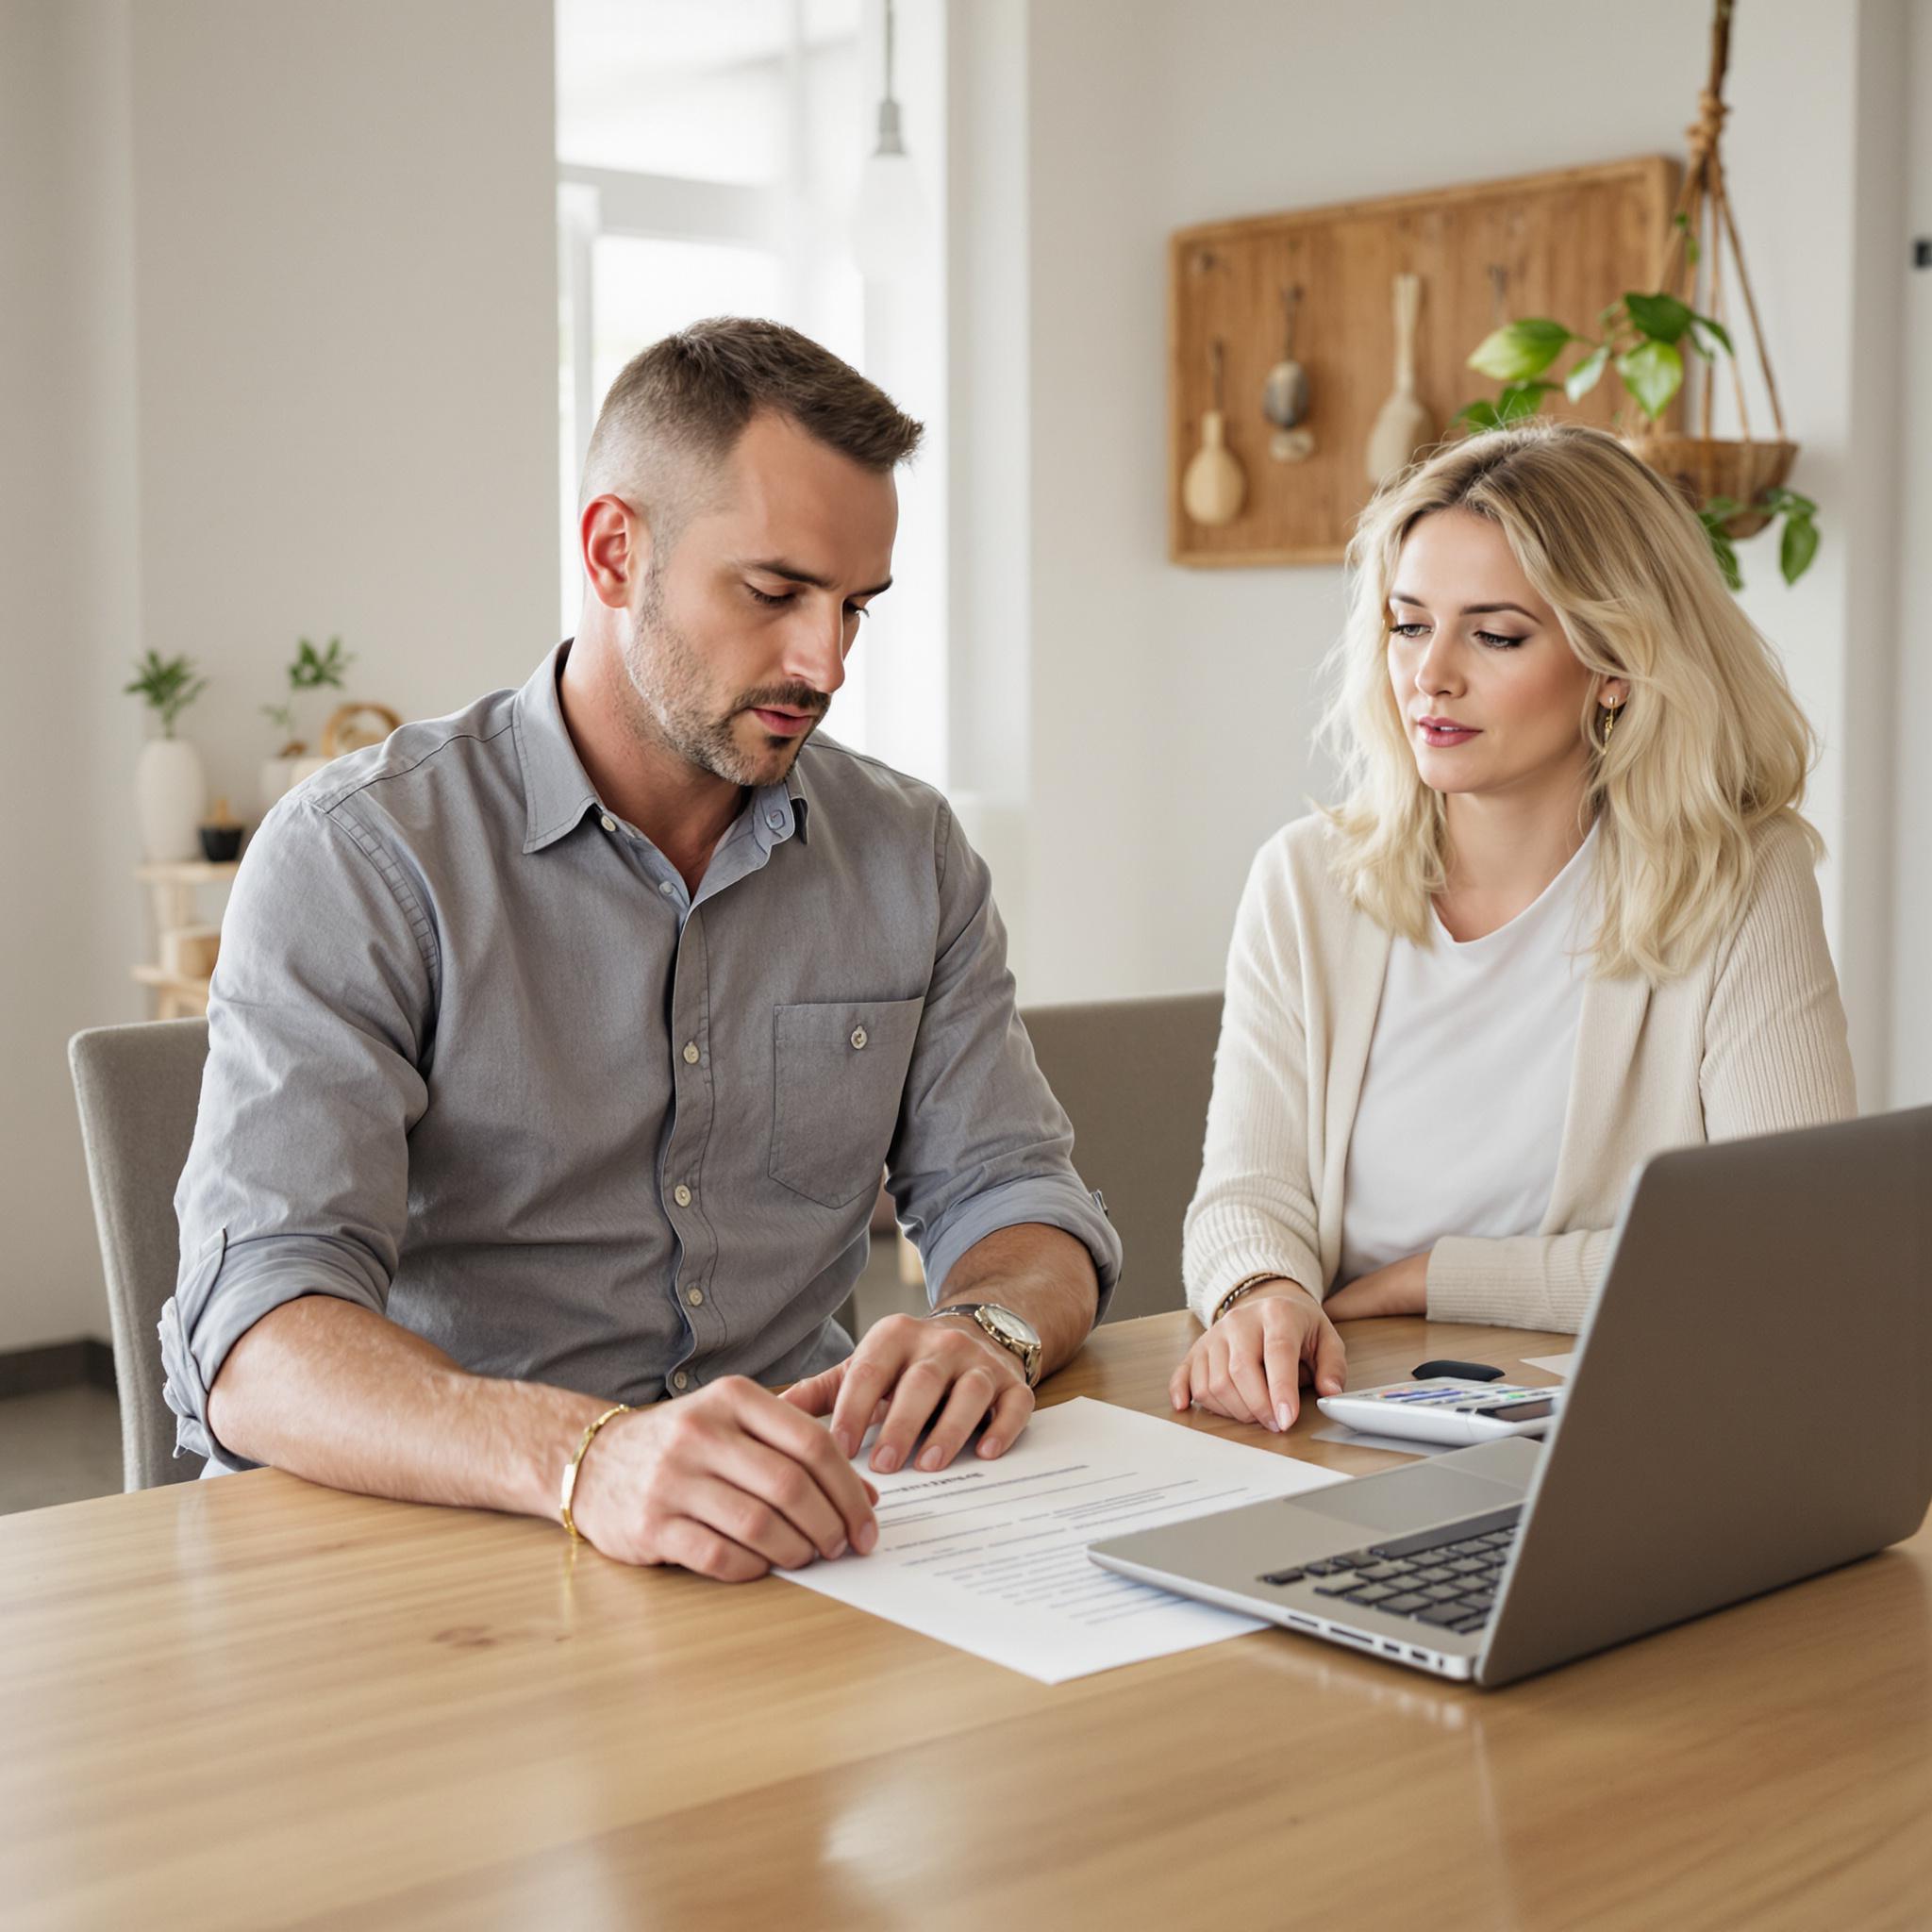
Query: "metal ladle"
1262 284 1315 463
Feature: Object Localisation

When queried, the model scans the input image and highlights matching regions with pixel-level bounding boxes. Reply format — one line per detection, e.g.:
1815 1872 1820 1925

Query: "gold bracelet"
1211 1273 1313 1324
558 1402 632 1542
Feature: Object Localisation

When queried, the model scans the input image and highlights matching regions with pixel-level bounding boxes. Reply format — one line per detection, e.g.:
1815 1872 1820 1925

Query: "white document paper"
1523 1351 1579 1377
777 1396 1346 1683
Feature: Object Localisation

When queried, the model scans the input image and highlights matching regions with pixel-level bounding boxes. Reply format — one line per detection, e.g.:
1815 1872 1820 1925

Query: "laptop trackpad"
1291 1458 1530 1534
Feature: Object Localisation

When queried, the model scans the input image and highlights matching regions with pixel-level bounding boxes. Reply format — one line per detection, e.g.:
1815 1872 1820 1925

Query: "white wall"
0 0 141 1356
0 0 559 1355
951 0 1922 1112
1890 0 1932 1108
128 0 561 825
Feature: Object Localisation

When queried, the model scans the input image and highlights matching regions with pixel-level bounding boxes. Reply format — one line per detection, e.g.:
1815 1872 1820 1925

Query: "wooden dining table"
3 1309 1928 1930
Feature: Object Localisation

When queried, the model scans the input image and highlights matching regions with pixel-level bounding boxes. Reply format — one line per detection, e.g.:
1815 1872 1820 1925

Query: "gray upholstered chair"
68 1019 210 1490
1019 991 1224 1325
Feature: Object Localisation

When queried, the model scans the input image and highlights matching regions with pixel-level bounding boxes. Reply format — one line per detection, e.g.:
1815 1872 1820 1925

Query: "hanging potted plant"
125 650 210 862
259 634 355 812
1455 0 1817 592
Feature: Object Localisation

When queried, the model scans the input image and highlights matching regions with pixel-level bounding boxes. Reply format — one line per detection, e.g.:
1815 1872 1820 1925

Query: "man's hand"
567 1375 881 1582
1169 1282 1346 1432
779 1312 1034 1474
1322 1250 1429 1322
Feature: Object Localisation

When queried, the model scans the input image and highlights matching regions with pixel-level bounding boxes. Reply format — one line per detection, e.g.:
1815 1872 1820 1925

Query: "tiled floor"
0 1242 930 1519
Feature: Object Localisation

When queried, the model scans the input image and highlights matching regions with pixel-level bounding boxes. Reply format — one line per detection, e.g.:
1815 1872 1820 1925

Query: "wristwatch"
930 1302 1043 1388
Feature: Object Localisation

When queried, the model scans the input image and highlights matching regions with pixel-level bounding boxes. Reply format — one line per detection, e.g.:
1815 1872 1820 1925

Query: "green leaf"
1616 340 1684 420
1703 524 1742 591
1454 399 1506 432
1779 512 1820 585
1624 291 1694 344
1468 319 1574 382
1700 495 1740 520
1564 344 1610 402
1674 210 1702 269
1690 311 1734 357
1497 380 1559 423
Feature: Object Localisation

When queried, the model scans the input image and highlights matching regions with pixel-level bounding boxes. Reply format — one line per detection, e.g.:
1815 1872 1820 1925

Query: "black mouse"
1410 1358 1504 1382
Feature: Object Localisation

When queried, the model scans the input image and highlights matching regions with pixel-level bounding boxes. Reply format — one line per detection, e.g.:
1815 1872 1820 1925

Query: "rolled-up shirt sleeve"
886 808 1122 1316
161 793 436 1471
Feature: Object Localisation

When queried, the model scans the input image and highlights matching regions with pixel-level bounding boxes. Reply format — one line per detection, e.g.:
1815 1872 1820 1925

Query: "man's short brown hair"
579 317 924 536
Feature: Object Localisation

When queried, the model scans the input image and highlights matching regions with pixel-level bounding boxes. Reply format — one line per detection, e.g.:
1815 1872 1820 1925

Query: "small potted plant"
1456 9 1819 592
125 650 209 862
259 635 355 812
1457 282 1819 591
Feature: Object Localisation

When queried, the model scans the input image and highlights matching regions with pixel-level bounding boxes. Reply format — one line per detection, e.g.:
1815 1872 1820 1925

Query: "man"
161 319 1120 1580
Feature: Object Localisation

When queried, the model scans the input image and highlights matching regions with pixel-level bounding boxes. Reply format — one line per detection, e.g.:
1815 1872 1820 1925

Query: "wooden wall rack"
1170 156 1681 568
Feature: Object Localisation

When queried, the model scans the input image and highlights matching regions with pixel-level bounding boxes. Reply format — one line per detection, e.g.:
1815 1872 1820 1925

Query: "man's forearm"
206 1294 604 1521
932 1223 1101 1376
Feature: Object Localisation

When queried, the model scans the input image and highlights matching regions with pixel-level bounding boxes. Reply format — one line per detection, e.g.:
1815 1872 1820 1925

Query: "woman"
1173 421 1855 1433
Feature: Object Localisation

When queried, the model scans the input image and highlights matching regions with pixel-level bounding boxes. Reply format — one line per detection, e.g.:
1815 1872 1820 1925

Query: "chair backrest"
68 1020 210 1490
1019 992 1223 1324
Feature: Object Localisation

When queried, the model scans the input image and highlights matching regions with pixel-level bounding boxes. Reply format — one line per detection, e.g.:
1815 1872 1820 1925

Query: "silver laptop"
1090 1107 1932 1688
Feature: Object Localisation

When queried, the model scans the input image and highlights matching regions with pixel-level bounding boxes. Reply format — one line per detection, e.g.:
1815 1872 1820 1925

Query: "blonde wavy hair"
1319 421 1820 981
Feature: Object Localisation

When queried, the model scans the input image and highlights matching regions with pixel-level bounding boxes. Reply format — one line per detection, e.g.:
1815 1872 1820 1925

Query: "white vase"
136 737 207 863
258 754 299 816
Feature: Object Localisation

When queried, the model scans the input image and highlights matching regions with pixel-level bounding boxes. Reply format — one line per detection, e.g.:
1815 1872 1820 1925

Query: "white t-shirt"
1338 826 1599 1283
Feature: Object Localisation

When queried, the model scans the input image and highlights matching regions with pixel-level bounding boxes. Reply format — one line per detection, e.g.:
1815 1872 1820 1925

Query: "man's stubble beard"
618 572 823 790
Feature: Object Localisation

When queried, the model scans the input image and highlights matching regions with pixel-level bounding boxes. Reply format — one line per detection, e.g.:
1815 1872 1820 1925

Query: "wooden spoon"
1184 341 1247 525
1365 273 1433 486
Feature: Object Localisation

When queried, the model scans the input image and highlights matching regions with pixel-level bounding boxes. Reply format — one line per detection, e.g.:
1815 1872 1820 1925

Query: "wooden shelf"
133 859 237 1018
131 966 212 994
134 859 241 886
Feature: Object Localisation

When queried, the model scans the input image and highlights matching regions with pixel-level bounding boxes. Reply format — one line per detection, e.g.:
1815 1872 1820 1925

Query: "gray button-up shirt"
162 643 1119 1474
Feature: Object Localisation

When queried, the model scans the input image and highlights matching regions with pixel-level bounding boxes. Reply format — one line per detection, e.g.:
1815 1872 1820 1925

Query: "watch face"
978 1305 1041 1349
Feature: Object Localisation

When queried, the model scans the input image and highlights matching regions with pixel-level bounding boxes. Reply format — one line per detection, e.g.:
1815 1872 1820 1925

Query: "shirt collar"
514 641 604 854
514 640 812 855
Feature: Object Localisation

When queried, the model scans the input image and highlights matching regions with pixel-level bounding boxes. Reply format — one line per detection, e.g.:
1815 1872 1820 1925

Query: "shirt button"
658 879 675 896
687 1288 704 1307
682 1042 700 1065
672 1370 689 1391
850 1026 869 1051
674 1183 692 1207
599 814 617 834
767 809 785 830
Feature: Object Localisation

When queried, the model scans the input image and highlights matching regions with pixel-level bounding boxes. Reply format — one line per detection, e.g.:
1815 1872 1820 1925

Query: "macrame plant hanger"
1627 0 1796 537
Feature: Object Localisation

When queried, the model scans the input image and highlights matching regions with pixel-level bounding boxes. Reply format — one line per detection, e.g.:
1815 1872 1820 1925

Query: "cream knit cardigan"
1182 813 1857 1333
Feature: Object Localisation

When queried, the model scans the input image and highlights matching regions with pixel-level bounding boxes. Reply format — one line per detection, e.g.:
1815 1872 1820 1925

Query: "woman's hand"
1322 1251 1429 1322
1168 1283 1346 1433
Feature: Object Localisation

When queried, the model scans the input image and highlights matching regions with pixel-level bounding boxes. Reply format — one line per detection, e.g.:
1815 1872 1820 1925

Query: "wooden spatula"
1365 273 1433 487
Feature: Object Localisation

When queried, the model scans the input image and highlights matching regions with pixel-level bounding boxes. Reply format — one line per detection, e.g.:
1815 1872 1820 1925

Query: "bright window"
554 0 943 781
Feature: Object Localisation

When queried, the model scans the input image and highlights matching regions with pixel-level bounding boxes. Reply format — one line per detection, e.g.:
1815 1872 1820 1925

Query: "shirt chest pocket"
769 996 925 1209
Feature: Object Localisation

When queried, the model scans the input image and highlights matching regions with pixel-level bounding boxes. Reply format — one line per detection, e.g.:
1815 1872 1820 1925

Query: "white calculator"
1316 1378 1564 1448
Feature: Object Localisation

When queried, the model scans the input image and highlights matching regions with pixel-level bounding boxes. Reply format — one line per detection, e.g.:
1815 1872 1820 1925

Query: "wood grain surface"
1170 156 1681 566
3 1312 1926 1930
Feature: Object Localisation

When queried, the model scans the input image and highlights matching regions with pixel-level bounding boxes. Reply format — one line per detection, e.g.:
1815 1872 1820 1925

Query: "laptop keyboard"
1257 1506 1523 1636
